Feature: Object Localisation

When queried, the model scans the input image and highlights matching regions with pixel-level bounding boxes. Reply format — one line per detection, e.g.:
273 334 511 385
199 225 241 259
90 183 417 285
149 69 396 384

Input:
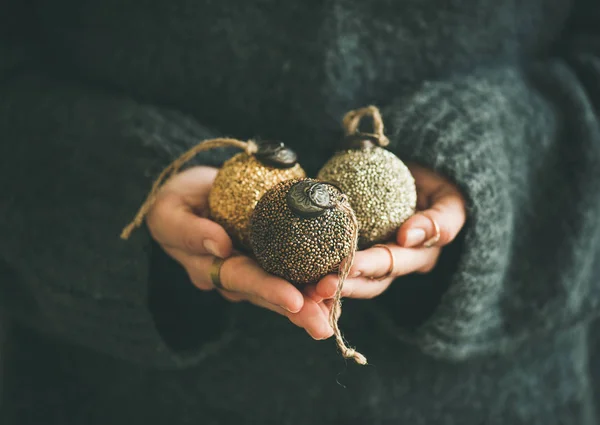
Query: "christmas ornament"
120 138 305 250
250 178 353 285
208 143 305 250
317 106 417 249
250 177 367 365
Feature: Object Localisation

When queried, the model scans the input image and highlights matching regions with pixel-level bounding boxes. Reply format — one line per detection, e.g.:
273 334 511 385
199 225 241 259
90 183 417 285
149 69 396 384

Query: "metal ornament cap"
286 180 338 218
254 141 298 169
340 132 381 150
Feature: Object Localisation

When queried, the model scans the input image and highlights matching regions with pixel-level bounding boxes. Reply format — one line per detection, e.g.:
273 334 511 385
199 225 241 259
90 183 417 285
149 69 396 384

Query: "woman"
1 0 599 423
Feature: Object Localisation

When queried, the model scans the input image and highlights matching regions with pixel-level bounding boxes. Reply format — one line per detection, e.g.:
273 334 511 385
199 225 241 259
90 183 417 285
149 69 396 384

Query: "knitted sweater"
1 0 600 423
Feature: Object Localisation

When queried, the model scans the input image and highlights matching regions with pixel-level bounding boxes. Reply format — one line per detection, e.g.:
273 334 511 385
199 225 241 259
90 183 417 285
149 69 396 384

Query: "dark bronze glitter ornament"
250 178 354 285
317 106 417 249
250 177 367 365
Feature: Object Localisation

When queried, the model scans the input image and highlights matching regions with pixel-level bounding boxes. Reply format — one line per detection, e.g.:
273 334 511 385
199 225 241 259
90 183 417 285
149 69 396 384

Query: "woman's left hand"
311 163 467 301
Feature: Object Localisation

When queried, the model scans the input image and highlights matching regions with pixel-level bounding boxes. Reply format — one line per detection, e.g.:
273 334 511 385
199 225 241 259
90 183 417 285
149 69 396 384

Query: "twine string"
120 138 256 239
330 195 367 365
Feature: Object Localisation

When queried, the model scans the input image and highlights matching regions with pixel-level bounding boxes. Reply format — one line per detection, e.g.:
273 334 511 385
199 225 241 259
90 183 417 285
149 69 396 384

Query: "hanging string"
330 195 367 365
120 138 257 240
342 105 390 147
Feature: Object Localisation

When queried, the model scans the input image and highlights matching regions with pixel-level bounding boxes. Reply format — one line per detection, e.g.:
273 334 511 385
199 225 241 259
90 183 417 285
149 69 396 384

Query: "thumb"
148 195 234 258
397 186 466 248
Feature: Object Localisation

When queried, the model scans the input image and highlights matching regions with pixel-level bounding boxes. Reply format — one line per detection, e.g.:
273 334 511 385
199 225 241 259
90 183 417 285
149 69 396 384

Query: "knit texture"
1 0 600 423
0 312 7 415
0 74 239 366
377 65 600 360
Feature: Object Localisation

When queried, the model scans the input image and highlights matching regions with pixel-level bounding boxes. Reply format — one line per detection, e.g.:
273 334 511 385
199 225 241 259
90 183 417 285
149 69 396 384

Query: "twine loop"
342 105 389 147
120 137 252 240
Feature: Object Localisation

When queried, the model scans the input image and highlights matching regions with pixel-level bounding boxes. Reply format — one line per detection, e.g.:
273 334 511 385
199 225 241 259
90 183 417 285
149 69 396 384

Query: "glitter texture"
317 146 417 249
250 178 355 285
208 153 305 250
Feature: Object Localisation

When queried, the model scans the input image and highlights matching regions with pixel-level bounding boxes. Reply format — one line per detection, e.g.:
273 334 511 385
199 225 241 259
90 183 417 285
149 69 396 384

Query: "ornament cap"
286 180 338 218
254 141 298 169
340 132 384 150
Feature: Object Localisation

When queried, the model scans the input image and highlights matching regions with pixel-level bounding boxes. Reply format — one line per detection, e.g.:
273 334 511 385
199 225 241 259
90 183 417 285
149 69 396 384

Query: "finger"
222 291 333 340
228 291 290 315
160 166 218 204
315 274 344 300
317 299 331 317
316 274 393 300
218 289 244 303
350 244 441 280
148 196 233 258
398 188 466 248
222 291 307 325
287 295 334 340
165 251 218 291
179 254 304 313
219 256 304 313
303 285 324 303
322 299 341 322
176 253 303 313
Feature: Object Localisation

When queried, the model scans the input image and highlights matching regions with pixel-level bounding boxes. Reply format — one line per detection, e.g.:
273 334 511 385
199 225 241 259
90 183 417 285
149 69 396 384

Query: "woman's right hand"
145 165 334 340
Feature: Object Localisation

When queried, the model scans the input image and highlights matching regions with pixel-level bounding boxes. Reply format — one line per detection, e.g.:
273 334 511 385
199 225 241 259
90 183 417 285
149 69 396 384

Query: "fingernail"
307 330 326 341
321 328 334 340
278 304 295 313
350 270 362 278
405 228 427 247
203 239 222 258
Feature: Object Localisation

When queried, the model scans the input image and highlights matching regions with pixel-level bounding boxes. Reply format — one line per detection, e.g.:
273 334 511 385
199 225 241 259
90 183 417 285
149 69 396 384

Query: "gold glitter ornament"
120 138 305 248
317 106 417 249
249 177 367 365
208 148 305 250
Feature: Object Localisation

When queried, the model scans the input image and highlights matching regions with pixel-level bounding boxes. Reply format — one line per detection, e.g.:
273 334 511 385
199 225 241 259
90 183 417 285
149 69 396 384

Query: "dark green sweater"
1 0 600 423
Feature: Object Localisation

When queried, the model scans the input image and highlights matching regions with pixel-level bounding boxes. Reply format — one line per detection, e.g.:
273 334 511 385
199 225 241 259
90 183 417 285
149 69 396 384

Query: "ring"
371 244 395 281
422 215 441 248
209 257 227 290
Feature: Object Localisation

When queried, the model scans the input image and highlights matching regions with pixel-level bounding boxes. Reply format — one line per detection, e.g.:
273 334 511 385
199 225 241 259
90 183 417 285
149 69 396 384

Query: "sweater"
1 0 600 423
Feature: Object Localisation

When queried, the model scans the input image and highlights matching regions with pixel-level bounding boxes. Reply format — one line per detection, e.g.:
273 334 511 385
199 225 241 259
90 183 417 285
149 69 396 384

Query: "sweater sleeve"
0 13 239 368
374 0 600 361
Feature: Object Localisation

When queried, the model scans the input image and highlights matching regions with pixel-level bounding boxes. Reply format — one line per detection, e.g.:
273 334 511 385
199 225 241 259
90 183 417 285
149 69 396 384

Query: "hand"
146 166 334 340
312 163 467 301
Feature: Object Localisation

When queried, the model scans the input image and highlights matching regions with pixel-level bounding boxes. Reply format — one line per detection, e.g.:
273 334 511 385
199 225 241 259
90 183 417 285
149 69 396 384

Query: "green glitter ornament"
317 106 417 249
